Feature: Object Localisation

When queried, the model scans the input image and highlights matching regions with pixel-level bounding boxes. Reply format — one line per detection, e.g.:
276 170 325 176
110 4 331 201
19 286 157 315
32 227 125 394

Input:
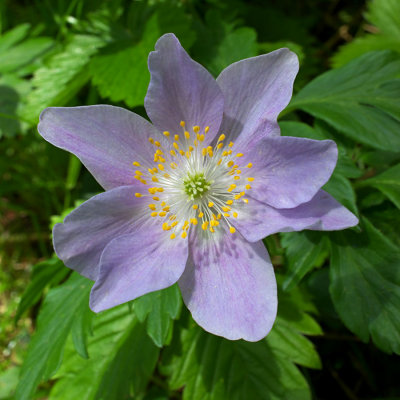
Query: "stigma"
132 122 254 239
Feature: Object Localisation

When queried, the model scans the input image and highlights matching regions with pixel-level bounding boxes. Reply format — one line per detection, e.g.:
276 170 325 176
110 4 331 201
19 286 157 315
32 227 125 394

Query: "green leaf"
359 163 400 209
0 37 54 74
329 218 400 354
288 51 400 151
332 0 400 68
49 306 159 400
267 282 322 369
0 366 19 400
192 11 258 77
15 273 92 400
0 24 31 53
163 322 312 400
134 284 182 347
15 257 70 322
21 34 105 124
90 4 194 107
323 172 358 215
281 231 329 291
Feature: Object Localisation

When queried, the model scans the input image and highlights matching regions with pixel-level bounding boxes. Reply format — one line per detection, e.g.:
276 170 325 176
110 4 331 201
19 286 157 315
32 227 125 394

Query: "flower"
38 33 358 341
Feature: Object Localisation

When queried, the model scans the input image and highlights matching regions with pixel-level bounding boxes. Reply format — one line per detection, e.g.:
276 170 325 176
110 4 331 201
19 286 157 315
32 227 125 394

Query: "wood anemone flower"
38 34 358 341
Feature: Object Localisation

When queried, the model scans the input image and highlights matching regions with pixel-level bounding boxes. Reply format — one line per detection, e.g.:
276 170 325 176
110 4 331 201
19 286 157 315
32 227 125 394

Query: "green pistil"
183 172 211 199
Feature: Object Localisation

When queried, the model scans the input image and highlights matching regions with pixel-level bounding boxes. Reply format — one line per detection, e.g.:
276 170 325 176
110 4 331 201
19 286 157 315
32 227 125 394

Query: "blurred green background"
1 0 400 399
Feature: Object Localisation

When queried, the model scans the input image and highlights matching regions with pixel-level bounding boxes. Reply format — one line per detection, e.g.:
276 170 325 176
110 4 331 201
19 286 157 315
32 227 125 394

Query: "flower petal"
145 33 224 142
246 136 338 208
38 105 162 190
217 48 299 144
90 228 189 312
179 231 277 341
53 185 148 280
233 190 359 242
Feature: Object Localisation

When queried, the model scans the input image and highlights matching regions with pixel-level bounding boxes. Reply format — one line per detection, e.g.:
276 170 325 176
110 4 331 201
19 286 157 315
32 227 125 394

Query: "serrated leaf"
0 37 54 74
21 34 105 124
90 4 195 107
15 273 92 400
359 163 400 209
15 257 70 322
134 284 182 347
49 306 159 400
281 231 329 291
192 11 257 77
0 23 30 52
163 322 312 400
332 0 400 68
288 51 400 151
329 218 400 354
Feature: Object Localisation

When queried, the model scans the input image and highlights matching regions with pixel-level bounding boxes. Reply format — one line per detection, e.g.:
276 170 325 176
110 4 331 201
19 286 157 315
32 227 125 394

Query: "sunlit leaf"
49 306 159 400
15 257 69 322
332 0 400 67
15 273 92 400
288 51 400 151
134 284 182 347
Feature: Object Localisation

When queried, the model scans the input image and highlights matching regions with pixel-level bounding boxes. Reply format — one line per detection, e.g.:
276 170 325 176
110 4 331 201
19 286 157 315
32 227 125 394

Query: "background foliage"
1 0 400 399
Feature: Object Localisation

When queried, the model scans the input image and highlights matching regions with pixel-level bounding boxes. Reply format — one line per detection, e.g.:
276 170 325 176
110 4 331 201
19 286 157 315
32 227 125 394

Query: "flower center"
132 121 255 239
183 172 211 200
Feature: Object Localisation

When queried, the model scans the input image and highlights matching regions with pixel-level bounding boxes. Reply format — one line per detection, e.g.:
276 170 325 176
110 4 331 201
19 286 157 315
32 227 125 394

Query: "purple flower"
38 34 358 341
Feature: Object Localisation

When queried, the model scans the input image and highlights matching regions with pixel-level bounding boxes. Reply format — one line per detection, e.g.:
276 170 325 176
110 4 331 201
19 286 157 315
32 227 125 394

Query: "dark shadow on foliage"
0 85 20 138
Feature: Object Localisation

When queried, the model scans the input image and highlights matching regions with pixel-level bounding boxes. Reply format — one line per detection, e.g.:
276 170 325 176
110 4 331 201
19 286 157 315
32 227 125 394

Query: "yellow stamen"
193 126 200 133
151 212 158 217
135 193 142 198
184 131 190 140
133 161 140 167
247 163 253 168
218 134 225 142
229 226 236 234
180 121 185 127
192 204 198 210
170 233 176 239
163 131 170 137
174 134 179 141
181 231 187 239
208 202 214 207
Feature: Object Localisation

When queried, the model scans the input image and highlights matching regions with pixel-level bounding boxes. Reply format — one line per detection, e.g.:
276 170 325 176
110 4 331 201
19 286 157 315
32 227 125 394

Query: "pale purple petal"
145 33 224 142
38 105 162 190
179 231 277 341
90 229 188 312
217 48 299 145
233 190 359 242
245 136 338 209
53 185 148 280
